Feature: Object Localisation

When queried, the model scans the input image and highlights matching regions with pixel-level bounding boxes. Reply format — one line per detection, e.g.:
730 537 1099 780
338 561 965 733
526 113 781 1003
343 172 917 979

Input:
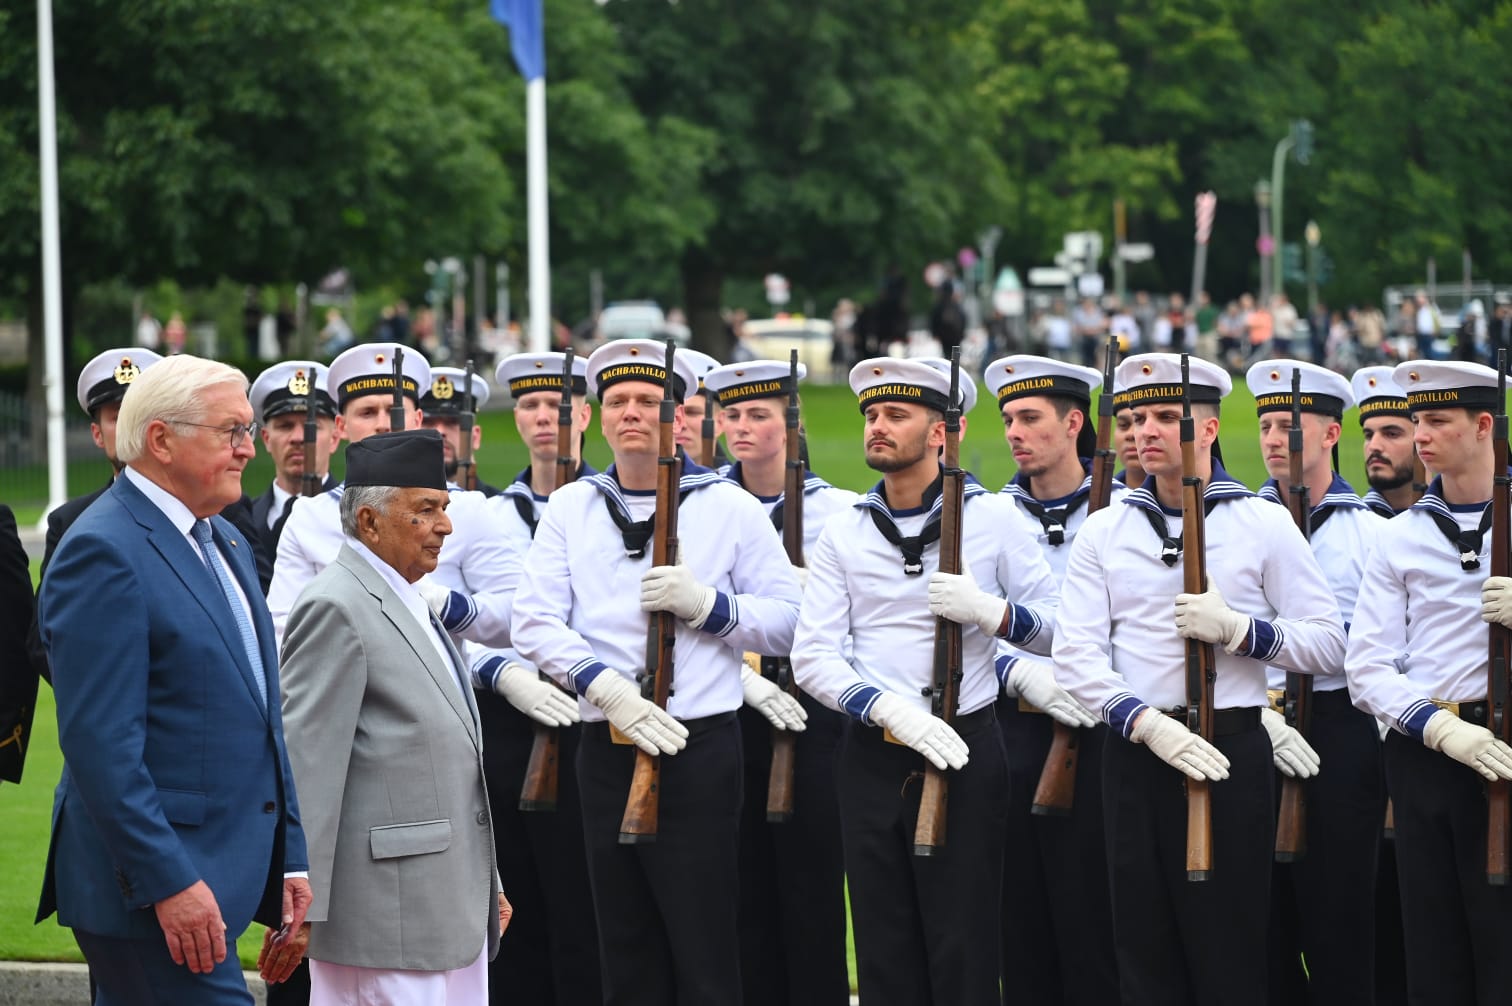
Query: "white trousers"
309 944 488 1006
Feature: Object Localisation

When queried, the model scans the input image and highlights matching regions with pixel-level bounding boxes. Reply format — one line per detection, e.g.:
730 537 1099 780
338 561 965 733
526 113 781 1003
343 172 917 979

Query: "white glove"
792 565 810 592
584 673 689 756
1261 707 1321 778
870 693 969 771
1482 576 1512 628
494 662 581 727
1130 709 1231 781
740 666 808 732
1423 709 1512 781
1173 585 1251 654
927 569 1008 637
1007 659 1098 729
640 564 718 627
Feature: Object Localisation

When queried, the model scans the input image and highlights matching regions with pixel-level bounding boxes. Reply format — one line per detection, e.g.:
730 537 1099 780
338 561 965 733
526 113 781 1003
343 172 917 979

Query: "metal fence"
0 391 114 521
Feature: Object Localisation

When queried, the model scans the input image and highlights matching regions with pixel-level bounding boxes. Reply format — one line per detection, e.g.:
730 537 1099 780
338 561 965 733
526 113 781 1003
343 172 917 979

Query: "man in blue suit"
38 354 311 1004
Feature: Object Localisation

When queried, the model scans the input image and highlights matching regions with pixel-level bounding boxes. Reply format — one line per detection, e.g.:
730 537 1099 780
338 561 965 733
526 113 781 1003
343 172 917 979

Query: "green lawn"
1 378 1364 969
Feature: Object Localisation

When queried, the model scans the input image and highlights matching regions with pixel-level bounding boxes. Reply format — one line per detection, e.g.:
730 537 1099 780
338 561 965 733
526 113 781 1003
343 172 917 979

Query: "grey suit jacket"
280 543 500 971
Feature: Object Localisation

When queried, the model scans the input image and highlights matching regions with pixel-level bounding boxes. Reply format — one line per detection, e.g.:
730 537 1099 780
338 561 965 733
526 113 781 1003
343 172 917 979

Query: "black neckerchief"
725 460 825 535
866 474 944 575
1121 462 1253 567
584 454 720 558
506 461 599 539
1411 476 1492 571
1005 460 1093 546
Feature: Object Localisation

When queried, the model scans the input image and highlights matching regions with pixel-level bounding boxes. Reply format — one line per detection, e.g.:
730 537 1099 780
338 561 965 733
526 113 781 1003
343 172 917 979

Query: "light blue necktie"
192 519 267 708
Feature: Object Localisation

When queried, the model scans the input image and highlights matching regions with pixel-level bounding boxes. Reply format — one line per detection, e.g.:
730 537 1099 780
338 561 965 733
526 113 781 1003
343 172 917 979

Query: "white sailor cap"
983 355 1100 411
419 367 491 415
1113 353 1232 407
77 348 163 415
1244 359 1353 417
1393 359 1505 414
680 349 721 393
587 339 700 402
917 358 978 414
496 352 588 399
328 343 430 410
1350 366 1410 423
849 357 959 415
249 361 335 422
703 360 807 407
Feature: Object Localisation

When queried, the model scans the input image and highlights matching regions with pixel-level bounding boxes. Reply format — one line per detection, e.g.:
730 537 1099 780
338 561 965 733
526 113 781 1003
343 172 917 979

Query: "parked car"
597 301 691 347
741 317 834 377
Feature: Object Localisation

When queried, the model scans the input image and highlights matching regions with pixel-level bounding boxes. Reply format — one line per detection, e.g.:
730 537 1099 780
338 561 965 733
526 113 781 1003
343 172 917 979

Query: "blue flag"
490 0 545 82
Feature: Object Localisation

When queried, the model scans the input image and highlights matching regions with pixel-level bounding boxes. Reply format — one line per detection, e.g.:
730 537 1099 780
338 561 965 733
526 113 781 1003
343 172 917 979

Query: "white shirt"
267 482 296 530
1346 489 1497 738
1054 477 1346 736
793 483 1058 721
269 484 524 648
511 470 802 721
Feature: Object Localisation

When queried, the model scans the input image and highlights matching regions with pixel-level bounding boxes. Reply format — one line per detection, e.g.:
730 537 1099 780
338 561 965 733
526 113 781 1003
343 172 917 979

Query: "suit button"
263 802 277 814
476 810 488 826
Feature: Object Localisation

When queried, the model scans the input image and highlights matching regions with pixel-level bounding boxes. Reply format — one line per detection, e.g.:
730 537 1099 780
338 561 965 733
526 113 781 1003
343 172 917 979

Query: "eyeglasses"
166 419 261 449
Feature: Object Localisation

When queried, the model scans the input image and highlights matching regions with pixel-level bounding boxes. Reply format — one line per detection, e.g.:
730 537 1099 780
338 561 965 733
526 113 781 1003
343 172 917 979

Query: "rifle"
765 350 804 822
389 347 407 432
1276 368 1314 862
1032 333 1117 816
914 348 966 856
519 351 580 813
300 371 321 498
457 359 478 492
1180 353 1216 881
1489 348 1510 884
619 340 682 843
700 387 718 468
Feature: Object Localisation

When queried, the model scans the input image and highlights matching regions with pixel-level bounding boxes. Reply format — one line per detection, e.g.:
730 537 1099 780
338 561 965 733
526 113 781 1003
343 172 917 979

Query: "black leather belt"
1432 699 1490 727
1161 706 1261 736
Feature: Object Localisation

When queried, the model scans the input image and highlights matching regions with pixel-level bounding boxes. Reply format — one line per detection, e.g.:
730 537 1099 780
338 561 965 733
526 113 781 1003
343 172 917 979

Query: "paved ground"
0 963 269 1005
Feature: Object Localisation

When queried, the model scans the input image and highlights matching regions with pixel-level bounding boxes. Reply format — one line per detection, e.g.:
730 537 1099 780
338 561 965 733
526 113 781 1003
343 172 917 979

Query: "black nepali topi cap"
345 429 448 490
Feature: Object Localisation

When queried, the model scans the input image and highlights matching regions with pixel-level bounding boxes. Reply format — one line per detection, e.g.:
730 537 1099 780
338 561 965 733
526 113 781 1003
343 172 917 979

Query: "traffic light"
1291 120 1314 165
1282 243 1306 284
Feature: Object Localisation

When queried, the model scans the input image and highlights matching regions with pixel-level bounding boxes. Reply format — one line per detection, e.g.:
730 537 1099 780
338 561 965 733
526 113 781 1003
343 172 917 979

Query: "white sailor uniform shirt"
1257 474 1384 691
1347 479 1499 739
792 478 1058 723
1054 469 1347 737
510 466 802 721
268 483 523 647
719 463 860 556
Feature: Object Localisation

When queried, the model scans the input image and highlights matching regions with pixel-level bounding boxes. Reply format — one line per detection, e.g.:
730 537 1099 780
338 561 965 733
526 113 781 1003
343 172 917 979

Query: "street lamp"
1304 220 1321 315
1255 180 1273 304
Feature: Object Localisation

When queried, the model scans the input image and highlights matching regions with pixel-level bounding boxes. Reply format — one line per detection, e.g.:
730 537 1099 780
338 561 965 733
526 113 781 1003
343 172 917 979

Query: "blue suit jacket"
37 474 308 939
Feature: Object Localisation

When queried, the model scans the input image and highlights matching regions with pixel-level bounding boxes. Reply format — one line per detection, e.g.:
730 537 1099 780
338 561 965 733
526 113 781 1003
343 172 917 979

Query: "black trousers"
578 713 743 1006
477 693 603 1005
997 703 1118 1005
1103 721 1274 1006
1267 692 1385 1006
1384 731 1512 1006
736 697 851 1006
1375 830 1409 1006
840 705 1008 1006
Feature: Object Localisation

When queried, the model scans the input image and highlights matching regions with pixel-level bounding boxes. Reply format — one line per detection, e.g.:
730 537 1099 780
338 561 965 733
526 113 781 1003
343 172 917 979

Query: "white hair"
115 355 249 463
339 484 402 537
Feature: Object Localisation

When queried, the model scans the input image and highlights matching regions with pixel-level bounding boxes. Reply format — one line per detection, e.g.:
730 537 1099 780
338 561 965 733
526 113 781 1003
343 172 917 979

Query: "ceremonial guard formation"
26 333 1512 1006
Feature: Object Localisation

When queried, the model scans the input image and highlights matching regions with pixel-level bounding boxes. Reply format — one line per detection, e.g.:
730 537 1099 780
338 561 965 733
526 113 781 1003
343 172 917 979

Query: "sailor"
510 339 802 1005
703 358 856 1005
792 357 1059 1005
420 366 500 496
983 354 1118 1005
1245 359 1386 1005
1347 359 1512 1005
247 361 339 570
1352 366 1423 517
1054 352 1345 1005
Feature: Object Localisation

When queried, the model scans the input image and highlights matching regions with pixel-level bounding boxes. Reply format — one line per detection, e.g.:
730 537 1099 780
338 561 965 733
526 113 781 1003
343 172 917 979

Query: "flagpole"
37 0 67 528
526 76 550 353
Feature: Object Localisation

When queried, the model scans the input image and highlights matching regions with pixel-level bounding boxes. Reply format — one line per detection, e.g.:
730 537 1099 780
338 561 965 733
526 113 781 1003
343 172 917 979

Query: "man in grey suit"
275 429 509 1003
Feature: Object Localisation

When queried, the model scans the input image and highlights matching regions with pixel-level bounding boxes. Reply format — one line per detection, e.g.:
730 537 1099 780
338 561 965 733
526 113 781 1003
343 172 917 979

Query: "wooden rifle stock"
914 349 965 856
519 351 582 813
300 375 321 497
766 350 805 822
457 359 478 492
620 340 682 843
1180 354 1216 881
1488 349 1510 884
388 347 407 432
700 388 718 468
1276 368 1314 863
1033 334 1118 816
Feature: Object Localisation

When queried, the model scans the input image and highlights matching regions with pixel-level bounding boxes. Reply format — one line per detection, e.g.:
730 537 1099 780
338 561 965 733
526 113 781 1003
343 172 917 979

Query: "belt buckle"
1266 688 1285 716
1430 698 1462 718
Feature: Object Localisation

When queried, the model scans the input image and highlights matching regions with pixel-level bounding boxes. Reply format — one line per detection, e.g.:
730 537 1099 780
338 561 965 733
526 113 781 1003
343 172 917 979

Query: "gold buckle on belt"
1430 698 1463 717
1266 689 1285 715
1018 696 1044 715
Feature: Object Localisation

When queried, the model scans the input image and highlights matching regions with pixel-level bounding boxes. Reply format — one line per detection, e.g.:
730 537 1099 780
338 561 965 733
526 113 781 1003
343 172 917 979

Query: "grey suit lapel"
335 546 480 747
